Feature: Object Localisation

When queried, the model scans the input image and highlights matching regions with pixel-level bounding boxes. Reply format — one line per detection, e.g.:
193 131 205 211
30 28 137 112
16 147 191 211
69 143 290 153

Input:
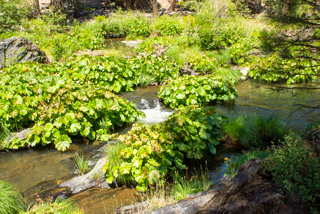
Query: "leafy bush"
0 0 31 33
230 37 256 65
249 51 319 84
263 134 320 211
222 114 288 149
105 107 223 191
0 180 24 214
158 75 237 109
127 18 151 38
164 106 223 159
224 150 270 178
154 15 183 36
0 62 144 151
189 55 218 74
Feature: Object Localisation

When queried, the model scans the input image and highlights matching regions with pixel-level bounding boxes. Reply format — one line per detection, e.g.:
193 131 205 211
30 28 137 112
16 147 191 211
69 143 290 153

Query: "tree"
32 0 41 17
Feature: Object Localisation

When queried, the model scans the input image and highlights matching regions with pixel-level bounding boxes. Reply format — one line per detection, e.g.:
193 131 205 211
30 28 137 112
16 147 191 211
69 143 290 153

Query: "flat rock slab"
60 157 109 194
0 37 48 69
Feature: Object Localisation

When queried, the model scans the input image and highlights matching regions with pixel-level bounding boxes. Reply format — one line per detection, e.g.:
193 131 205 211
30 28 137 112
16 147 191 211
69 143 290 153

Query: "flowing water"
0 75 319 213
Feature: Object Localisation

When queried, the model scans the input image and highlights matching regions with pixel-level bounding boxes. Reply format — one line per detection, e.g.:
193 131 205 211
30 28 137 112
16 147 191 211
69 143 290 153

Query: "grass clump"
74 152 89 176
224 150 270 178
263 134 320 211
0 180 24 214
222 114 288 149
25 197 82 214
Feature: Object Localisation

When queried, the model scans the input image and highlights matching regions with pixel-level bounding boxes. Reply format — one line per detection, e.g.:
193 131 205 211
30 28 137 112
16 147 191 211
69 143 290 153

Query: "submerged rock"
0 37 48 69
60 157 109 194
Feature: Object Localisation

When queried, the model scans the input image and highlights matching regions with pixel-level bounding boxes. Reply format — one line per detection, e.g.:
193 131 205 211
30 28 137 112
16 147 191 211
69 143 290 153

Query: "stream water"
0 79 319 213
0 39 319 213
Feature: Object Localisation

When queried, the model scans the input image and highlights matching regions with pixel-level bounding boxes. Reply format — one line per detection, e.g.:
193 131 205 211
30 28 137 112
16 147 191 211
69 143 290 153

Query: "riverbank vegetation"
1 0 320 213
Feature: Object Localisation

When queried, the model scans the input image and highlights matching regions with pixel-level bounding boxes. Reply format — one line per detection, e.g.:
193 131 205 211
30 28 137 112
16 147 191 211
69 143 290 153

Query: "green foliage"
198 20 247 51
225 150 270 178
263 134 320 210
127 18 151 39
0 120 10 145
222 114 288 149
164 106 223 159
24 198 82 214
158 75 237 109
196 0 237 22
104 123 179 192
0 0 31 33
74 152 89 175
0 180 24 214
249 51 319 84
230 37 256 65
154 15 183 36
189 55 218 74
105 107 223 191
0 62 144 151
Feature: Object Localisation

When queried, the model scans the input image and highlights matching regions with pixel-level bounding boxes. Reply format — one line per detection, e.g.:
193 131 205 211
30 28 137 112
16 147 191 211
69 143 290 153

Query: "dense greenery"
104 107 222 191
0 62 144 151
158 75 238 109
263 134 320 211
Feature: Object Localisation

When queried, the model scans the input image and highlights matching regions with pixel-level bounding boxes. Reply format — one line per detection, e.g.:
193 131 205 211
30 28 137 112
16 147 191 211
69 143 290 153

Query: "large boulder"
150 158 308 214
0 37 48 69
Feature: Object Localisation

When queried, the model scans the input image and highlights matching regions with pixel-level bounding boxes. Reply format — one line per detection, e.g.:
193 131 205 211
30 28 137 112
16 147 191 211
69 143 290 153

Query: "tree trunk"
283 0 290 15
170 0 176 11
73 0 81 18
152 0 158 17
33 0 41 18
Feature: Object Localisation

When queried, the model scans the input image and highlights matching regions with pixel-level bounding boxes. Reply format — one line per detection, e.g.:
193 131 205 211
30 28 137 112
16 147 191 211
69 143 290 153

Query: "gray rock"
60 157 109 194
0 37 48 69
5 128 31 142
121 40 143 48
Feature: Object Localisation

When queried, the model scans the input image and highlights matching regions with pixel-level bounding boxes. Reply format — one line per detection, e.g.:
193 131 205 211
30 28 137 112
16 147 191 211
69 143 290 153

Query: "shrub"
154 15 183 36
263 134 320 211
189 55 218 74
0 62 144 151
224 150 270 178
0 180 24 214
127 18 151 38
104 107 223 191
158 75 237 109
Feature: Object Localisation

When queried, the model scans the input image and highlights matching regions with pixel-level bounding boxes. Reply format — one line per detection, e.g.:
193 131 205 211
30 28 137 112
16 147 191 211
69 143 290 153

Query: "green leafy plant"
0 180 24 214
0 62 144 151
74 152 89 175
189 55 218 74
263 134 320 211
154 15 183 36
104 107 222 191
158 75 237 109
127 18 151 39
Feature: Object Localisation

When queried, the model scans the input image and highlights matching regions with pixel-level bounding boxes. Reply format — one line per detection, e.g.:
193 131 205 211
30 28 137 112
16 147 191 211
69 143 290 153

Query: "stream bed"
0 79 319 213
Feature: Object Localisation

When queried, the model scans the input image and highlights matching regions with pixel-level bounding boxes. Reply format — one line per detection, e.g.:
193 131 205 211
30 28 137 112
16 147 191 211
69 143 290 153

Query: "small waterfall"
137 99 174 124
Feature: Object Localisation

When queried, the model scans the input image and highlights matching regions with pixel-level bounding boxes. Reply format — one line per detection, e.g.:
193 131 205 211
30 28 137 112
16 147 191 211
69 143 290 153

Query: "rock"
150 191 217 214
60 157 109 194
180 67 199 76
121 40 143 48
5 128 31 142
115 201 149 214
151 158 308 214
0 37 48 69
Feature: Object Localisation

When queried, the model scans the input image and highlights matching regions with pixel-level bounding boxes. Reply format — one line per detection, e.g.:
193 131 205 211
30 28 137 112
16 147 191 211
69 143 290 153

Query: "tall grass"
0 180 24 214
74 152 89 176
0 120 11 146
222 114 288 148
